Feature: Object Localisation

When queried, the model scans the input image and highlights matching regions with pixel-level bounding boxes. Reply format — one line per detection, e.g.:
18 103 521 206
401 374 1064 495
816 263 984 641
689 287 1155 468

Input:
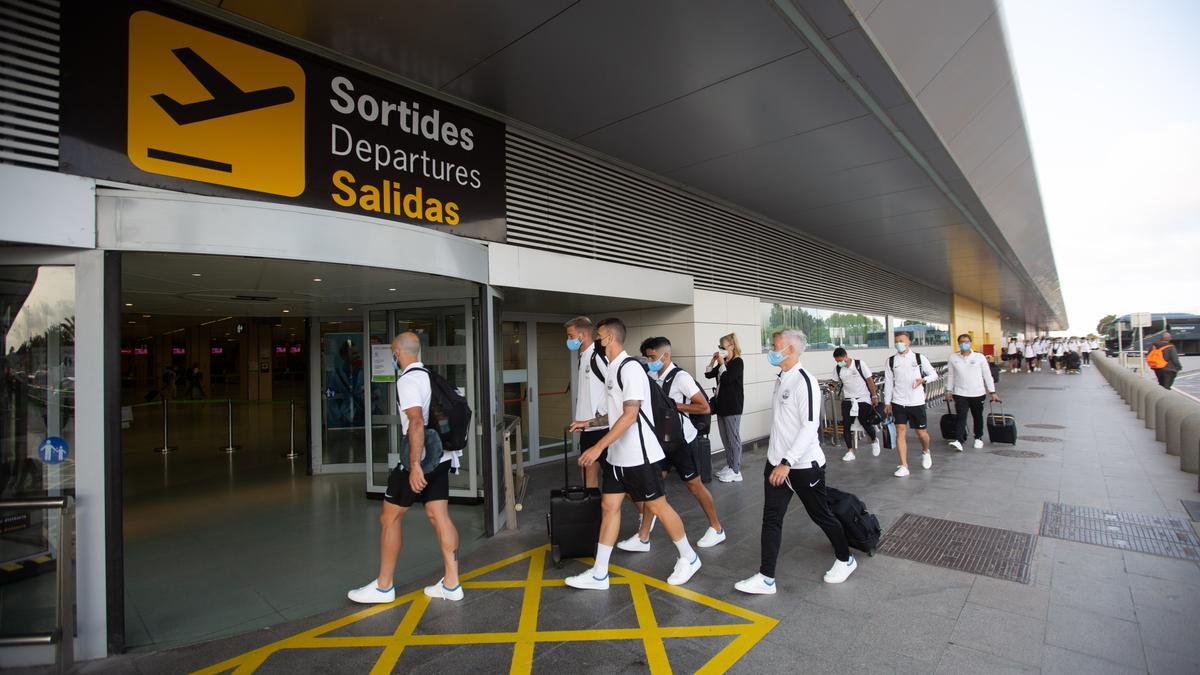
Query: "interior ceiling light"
388 288 397 291
191 273 202 277
312 278 322 282
282 309 290 313
124 303 133 307
347 307 354 311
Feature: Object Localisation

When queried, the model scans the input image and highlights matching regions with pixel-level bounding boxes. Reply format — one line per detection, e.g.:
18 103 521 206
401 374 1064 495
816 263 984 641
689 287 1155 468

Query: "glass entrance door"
365 301 479 499
500 318 574 464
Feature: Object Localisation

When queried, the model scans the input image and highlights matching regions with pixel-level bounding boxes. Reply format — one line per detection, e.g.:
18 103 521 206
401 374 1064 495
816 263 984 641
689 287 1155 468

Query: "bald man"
349 331 464 604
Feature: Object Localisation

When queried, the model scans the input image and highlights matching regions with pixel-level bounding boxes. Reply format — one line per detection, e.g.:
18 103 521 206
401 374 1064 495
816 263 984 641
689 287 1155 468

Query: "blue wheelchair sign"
38 437 69 465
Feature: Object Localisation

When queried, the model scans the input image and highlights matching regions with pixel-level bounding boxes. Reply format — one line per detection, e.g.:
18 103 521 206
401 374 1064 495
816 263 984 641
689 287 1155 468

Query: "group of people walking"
349 322 1022 607
1005 336 1099 374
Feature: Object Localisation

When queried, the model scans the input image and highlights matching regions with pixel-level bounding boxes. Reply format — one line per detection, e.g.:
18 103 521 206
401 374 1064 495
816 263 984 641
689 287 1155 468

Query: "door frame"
309 315 366 475
500 312 576 466
362 298 480 500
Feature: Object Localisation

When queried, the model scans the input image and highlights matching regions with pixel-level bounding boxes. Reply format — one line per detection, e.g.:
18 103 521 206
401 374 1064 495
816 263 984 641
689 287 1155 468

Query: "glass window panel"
891 318 951 346
760 302 886 351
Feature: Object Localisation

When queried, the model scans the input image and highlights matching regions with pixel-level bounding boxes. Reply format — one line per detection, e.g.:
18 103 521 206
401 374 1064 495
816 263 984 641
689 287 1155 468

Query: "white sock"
592 544 613 578
647 515 657 534
674 536 697 563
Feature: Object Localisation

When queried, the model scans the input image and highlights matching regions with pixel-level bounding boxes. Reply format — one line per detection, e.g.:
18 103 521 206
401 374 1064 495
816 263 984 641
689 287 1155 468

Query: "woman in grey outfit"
706 333 745 482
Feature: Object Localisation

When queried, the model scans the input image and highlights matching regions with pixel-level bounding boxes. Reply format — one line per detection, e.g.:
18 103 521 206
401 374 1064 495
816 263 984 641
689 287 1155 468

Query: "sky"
999 0 1200 336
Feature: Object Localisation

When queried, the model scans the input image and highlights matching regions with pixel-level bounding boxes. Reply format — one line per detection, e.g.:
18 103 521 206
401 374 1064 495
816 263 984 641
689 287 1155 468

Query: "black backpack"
826 486 881 556
662 367 710 437
589 341 609 382
406 367 472 451
615 357 684 456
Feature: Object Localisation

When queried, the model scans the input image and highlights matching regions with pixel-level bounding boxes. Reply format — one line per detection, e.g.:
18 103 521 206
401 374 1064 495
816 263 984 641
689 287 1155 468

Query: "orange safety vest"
1146 344 1170 369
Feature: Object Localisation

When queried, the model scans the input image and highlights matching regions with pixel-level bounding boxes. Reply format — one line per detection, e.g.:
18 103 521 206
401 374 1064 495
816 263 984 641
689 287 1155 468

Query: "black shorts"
892 404 928 429
601 460 666 502
384 459 451 507
580 428 607 452
658 440 699 482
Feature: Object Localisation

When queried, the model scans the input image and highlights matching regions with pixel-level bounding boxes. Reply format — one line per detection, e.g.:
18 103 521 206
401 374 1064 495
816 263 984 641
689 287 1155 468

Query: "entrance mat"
1179 500 1200 522
878 514 1035 584
1040 503 1200 561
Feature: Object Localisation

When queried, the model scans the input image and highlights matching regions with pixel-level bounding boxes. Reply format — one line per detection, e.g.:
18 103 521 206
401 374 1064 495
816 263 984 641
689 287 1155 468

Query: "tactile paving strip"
1040 503 1200 561
878 513 1036 584
990 449 1044 458
1027 423 1066 429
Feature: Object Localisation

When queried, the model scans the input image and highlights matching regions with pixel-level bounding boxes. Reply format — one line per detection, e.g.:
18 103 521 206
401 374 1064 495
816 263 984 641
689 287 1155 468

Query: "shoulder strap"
854 359 867 381
797 369 815 422
615 356 641 390
590 349 608 381
662 367 680 395
888 355 895 374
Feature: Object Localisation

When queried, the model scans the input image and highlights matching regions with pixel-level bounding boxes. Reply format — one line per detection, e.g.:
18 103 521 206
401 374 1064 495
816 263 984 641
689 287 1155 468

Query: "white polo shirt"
574 343 609 430
883 350 939 407
767 362 824 468
1023 342 1035 358
396 362 456 464
835 359 874 404
604 351 666 467
658 363 701 444
945 350 996 397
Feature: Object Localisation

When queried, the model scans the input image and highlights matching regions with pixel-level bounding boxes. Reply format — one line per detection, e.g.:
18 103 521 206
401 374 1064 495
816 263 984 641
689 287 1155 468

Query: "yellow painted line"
32 555 51 564
0 562 21 572
193 544 779 675
370 594 430 674
629 580 671 674
510 547 546 674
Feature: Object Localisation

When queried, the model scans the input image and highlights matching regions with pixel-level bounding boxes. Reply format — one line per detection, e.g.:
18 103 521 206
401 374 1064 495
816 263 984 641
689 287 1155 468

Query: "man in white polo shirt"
943 333 1000 451
735 329 856 595
348 332 464 605
831 346 880 462
883 332 939 477
565 316 608 488
566 318 701 590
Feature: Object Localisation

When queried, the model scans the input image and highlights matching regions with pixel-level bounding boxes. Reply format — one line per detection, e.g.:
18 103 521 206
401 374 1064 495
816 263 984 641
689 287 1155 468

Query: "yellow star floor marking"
193 545 777 674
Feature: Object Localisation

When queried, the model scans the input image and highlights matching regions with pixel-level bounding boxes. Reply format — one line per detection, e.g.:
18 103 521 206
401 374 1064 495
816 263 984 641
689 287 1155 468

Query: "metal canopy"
209 0 1065 330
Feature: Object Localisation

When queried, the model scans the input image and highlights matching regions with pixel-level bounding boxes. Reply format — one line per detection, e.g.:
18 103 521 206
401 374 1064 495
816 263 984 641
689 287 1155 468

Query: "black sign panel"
61 2 505 242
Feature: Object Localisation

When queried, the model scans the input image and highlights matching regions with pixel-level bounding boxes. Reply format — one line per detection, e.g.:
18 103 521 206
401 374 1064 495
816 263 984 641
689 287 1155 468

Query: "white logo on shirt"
781 390 791 400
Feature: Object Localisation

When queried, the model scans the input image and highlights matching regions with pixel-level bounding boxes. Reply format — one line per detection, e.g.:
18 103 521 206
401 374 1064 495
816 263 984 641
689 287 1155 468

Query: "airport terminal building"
0 0 1066 663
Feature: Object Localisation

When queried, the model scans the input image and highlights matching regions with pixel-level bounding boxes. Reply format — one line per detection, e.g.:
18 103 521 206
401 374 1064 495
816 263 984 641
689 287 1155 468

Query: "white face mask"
718 348 729 359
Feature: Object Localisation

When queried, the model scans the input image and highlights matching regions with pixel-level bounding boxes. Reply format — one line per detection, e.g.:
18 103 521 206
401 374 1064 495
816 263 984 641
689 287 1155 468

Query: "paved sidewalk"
43 363 1200 674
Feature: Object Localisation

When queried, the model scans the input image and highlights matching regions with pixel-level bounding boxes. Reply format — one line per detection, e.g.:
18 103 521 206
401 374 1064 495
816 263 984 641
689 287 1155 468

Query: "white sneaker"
842 450 856 462
667 555 702 586
949 440 963 452
423 578 464 602
565 571 610 590
734 573 777 595
973 438 984 449
697 527 726 548
348 581 395 604
617 534 651 552
718 470 743 483
823 556 857 584
871 441 881 457
894 465 910 477
921 452 933 469
715 467 733 479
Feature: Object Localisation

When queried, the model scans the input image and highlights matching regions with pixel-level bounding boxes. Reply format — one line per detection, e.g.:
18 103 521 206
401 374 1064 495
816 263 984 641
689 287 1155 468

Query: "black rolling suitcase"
986 403 1017 445
826 487 881 556
693 435 713 483
939 401 958 440
547 429 602 566
990 361 1001 384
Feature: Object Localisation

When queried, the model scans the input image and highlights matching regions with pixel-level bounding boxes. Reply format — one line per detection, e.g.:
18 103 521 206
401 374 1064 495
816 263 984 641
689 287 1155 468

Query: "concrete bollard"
1181 414 1200 474
1161 397 1198 454
1136 381 1157 419
1144 388 1172 430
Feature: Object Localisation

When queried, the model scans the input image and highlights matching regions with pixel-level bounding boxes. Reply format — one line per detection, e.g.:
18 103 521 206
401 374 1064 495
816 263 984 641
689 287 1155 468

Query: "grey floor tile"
1129 573 1200 615
1144 645 1200 675
948 603 1046 667
856 604 955 663
1122 551 1200 588
1045 604 1145 669
934 644 1039 675
1041 645 1144 675
1050 565 1136 621
967 576 1051 620
1134 604 1200 661
761 599 866 660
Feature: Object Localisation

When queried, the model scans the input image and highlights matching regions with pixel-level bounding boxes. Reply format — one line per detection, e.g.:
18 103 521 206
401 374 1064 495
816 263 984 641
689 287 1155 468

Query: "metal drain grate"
1027 424 1066 430
878 514 1036 584
1022 436 1062 443
1040 503 1200 561
990 449 1045 458
1029 386 1066 390
1179 500 1200 522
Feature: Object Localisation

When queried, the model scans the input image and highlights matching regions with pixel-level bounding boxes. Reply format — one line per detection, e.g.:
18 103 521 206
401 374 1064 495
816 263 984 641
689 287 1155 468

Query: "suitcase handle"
561 485 593 502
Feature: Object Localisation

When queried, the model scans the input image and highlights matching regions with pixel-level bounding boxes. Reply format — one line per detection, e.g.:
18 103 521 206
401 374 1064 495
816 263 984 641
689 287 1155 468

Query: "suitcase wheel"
551 545 563 567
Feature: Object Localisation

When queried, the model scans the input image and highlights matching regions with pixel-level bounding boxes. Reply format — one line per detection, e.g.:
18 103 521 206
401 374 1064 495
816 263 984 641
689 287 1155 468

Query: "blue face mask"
895 342 908 353
646 358 663 373
566 338 582 351
392 357 398 370
767 350 786 367
959 342 971 351
835 360 845 368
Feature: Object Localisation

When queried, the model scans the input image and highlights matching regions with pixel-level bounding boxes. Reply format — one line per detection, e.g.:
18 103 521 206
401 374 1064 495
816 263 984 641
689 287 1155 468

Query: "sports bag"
405 367 472 451
826 486 881 555
616 358 684 455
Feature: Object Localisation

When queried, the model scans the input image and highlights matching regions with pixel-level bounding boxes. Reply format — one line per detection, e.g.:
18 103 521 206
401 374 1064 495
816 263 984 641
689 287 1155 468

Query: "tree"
1096 314 1118 336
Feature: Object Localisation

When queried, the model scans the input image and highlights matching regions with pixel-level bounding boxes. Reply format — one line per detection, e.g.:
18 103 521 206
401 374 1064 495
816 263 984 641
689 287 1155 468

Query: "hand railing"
0 496 74 674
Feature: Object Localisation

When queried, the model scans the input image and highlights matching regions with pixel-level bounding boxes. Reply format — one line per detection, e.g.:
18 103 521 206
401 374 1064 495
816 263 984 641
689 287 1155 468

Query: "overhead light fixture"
312 278 322 282
388 288 397 292
191 273 202 277
282 309 290 313
347 307 354 311
141 314 151 318
128 321 136 325
124 302 133 307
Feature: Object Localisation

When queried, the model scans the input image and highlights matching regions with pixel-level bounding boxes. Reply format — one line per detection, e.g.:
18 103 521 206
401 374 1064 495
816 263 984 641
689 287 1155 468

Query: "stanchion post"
220 398 239 454
154 398 175 454
283 399 302 458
